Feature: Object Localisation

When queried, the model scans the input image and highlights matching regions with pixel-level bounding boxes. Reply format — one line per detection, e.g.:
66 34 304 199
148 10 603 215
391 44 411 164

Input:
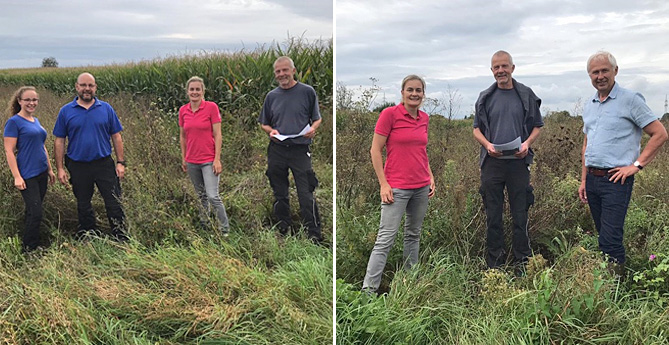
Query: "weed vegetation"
337 108 669 344
0 40 332 344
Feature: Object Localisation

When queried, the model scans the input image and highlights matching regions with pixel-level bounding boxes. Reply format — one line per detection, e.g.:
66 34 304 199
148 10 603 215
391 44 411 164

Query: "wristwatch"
117 160 127 167
633 161 643 170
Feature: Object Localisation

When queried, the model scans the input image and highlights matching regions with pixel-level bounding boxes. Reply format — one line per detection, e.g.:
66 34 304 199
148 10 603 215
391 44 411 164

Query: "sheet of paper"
272 124 311 141
493 136 522 160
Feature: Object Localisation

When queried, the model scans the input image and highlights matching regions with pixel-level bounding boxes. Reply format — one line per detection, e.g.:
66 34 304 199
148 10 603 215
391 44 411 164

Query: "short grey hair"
587 51 617 72
274 56 295 69
492 50 513 66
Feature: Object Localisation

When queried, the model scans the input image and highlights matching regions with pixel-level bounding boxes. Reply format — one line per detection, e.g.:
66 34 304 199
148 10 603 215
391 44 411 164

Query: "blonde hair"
400 75 426 107
401 74 426 91
5 86 37 122
185 76 206 92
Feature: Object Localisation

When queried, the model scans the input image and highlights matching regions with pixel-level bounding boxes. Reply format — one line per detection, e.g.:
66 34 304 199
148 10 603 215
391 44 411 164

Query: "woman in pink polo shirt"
179 76 230 236
362 74 435 293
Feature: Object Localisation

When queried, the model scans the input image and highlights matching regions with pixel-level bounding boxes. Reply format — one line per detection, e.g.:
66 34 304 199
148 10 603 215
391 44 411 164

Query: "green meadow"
0 39 333 344
336 108 669 344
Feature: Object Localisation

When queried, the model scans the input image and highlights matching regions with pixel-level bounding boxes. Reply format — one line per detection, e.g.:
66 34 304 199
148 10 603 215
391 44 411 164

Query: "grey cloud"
264 0 332 21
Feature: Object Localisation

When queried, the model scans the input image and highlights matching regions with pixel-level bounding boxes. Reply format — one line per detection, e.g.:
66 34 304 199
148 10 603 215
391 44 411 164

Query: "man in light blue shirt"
578 51 667 273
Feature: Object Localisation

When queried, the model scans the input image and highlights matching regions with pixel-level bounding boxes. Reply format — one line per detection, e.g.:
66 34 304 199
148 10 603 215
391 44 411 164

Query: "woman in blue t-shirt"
3 86 56 252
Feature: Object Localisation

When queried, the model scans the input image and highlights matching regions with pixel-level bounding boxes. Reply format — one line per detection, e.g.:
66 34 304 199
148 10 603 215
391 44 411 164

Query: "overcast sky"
0 0 332 69
336 0 669 117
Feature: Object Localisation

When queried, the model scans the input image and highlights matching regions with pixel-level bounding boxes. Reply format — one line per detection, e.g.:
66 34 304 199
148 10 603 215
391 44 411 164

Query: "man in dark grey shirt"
258 56 323 243
473 50 543 273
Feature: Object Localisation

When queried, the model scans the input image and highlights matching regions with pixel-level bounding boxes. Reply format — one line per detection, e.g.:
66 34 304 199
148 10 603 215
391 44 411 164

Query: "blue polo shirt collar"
70 97 102 108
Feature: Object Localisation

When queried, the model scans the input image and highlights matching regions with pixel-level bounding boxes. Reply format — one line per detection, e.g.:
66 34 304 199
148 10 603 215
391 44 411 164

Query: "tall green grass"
0 39 332 343
336 108 669 343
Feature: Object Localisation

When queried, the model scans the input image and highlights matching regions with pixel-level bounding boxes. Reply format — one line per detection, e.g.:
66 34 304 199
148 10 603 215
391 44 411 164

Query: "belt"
587 167 612 177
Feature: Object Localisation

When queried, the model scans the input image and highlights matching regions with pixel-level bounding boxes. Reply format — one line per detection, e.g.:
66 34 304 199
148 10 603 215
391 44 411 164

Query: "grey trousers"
187 162 230 232
362 185 430 291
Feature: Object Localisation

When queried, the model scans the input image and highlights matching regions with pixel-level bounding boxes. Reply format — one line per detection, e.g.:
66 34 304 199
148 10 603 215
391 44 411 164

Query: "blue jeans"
586 173 634 264
187 162 230 232
362 185 430 291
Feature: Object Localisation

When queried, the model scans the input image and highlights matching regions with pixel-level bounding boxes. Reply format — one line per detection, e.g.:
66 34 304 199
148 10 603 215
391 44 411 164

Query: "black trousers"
19 170 48 251
479 158 534 268
265 141 321 241
65 155 126 235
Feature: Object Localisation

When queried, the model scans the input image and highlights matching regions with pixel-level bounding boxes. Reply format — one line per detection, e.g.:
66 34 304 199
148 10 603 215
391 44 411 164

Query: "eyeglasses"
77 83 96 88
20 98 39 103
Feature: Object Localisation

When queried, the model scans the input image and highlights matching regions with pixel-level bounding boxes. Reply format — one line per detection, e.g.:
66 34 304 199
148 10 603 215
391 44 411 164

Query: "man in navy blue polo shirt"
579 51 667 274
54 72 128 241
258 56 323 243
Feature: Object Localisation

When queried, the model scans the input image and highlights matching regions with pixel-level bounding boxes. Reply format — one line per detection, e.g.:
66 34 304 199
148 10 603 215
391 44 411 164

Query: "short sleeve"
53 108 67 138
108 105 123 134
209 102 222 124
3 118 18 137
374 107 394 137
309 87 321 122
258 94 272 125
630 92 657 129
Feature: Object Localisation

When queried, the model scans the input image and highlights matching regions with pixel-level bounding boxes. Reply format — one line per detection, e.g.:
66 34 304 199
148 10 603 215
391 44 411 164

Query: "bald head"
75 72 97 103
77 72 96 84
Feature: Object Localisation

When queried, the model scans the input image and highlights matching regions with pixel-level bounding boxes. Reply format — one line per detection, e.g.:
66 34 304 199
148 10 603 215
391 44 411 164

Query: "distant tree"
372 101 396 113
662 113 669 121
41 57 58 68
336 82 353 110
336 78 380 112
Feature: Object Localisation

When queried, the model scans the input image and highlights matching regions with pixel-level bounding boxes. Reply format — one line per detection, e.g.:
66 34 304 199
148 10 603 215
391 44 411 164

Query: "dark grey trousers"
479 158 534 268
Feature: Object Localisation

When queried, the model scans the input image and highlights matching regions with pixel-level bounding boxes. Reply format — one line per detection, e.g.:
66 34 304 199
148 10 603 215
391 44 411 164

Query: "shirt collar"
70 97 100 108
397 102 421 120
591 82 619 103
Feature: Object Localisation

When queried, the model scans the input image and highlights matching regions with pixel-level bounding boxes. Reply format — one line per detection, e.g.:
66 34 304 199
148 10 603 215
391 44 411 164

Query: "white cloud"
0 0 332 68
336 0 669 116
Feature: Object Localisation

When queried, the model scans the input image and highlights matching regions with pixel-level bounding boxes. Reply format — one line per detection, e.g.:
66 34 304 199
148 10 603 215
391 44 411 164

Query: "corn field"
0 37 332 129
